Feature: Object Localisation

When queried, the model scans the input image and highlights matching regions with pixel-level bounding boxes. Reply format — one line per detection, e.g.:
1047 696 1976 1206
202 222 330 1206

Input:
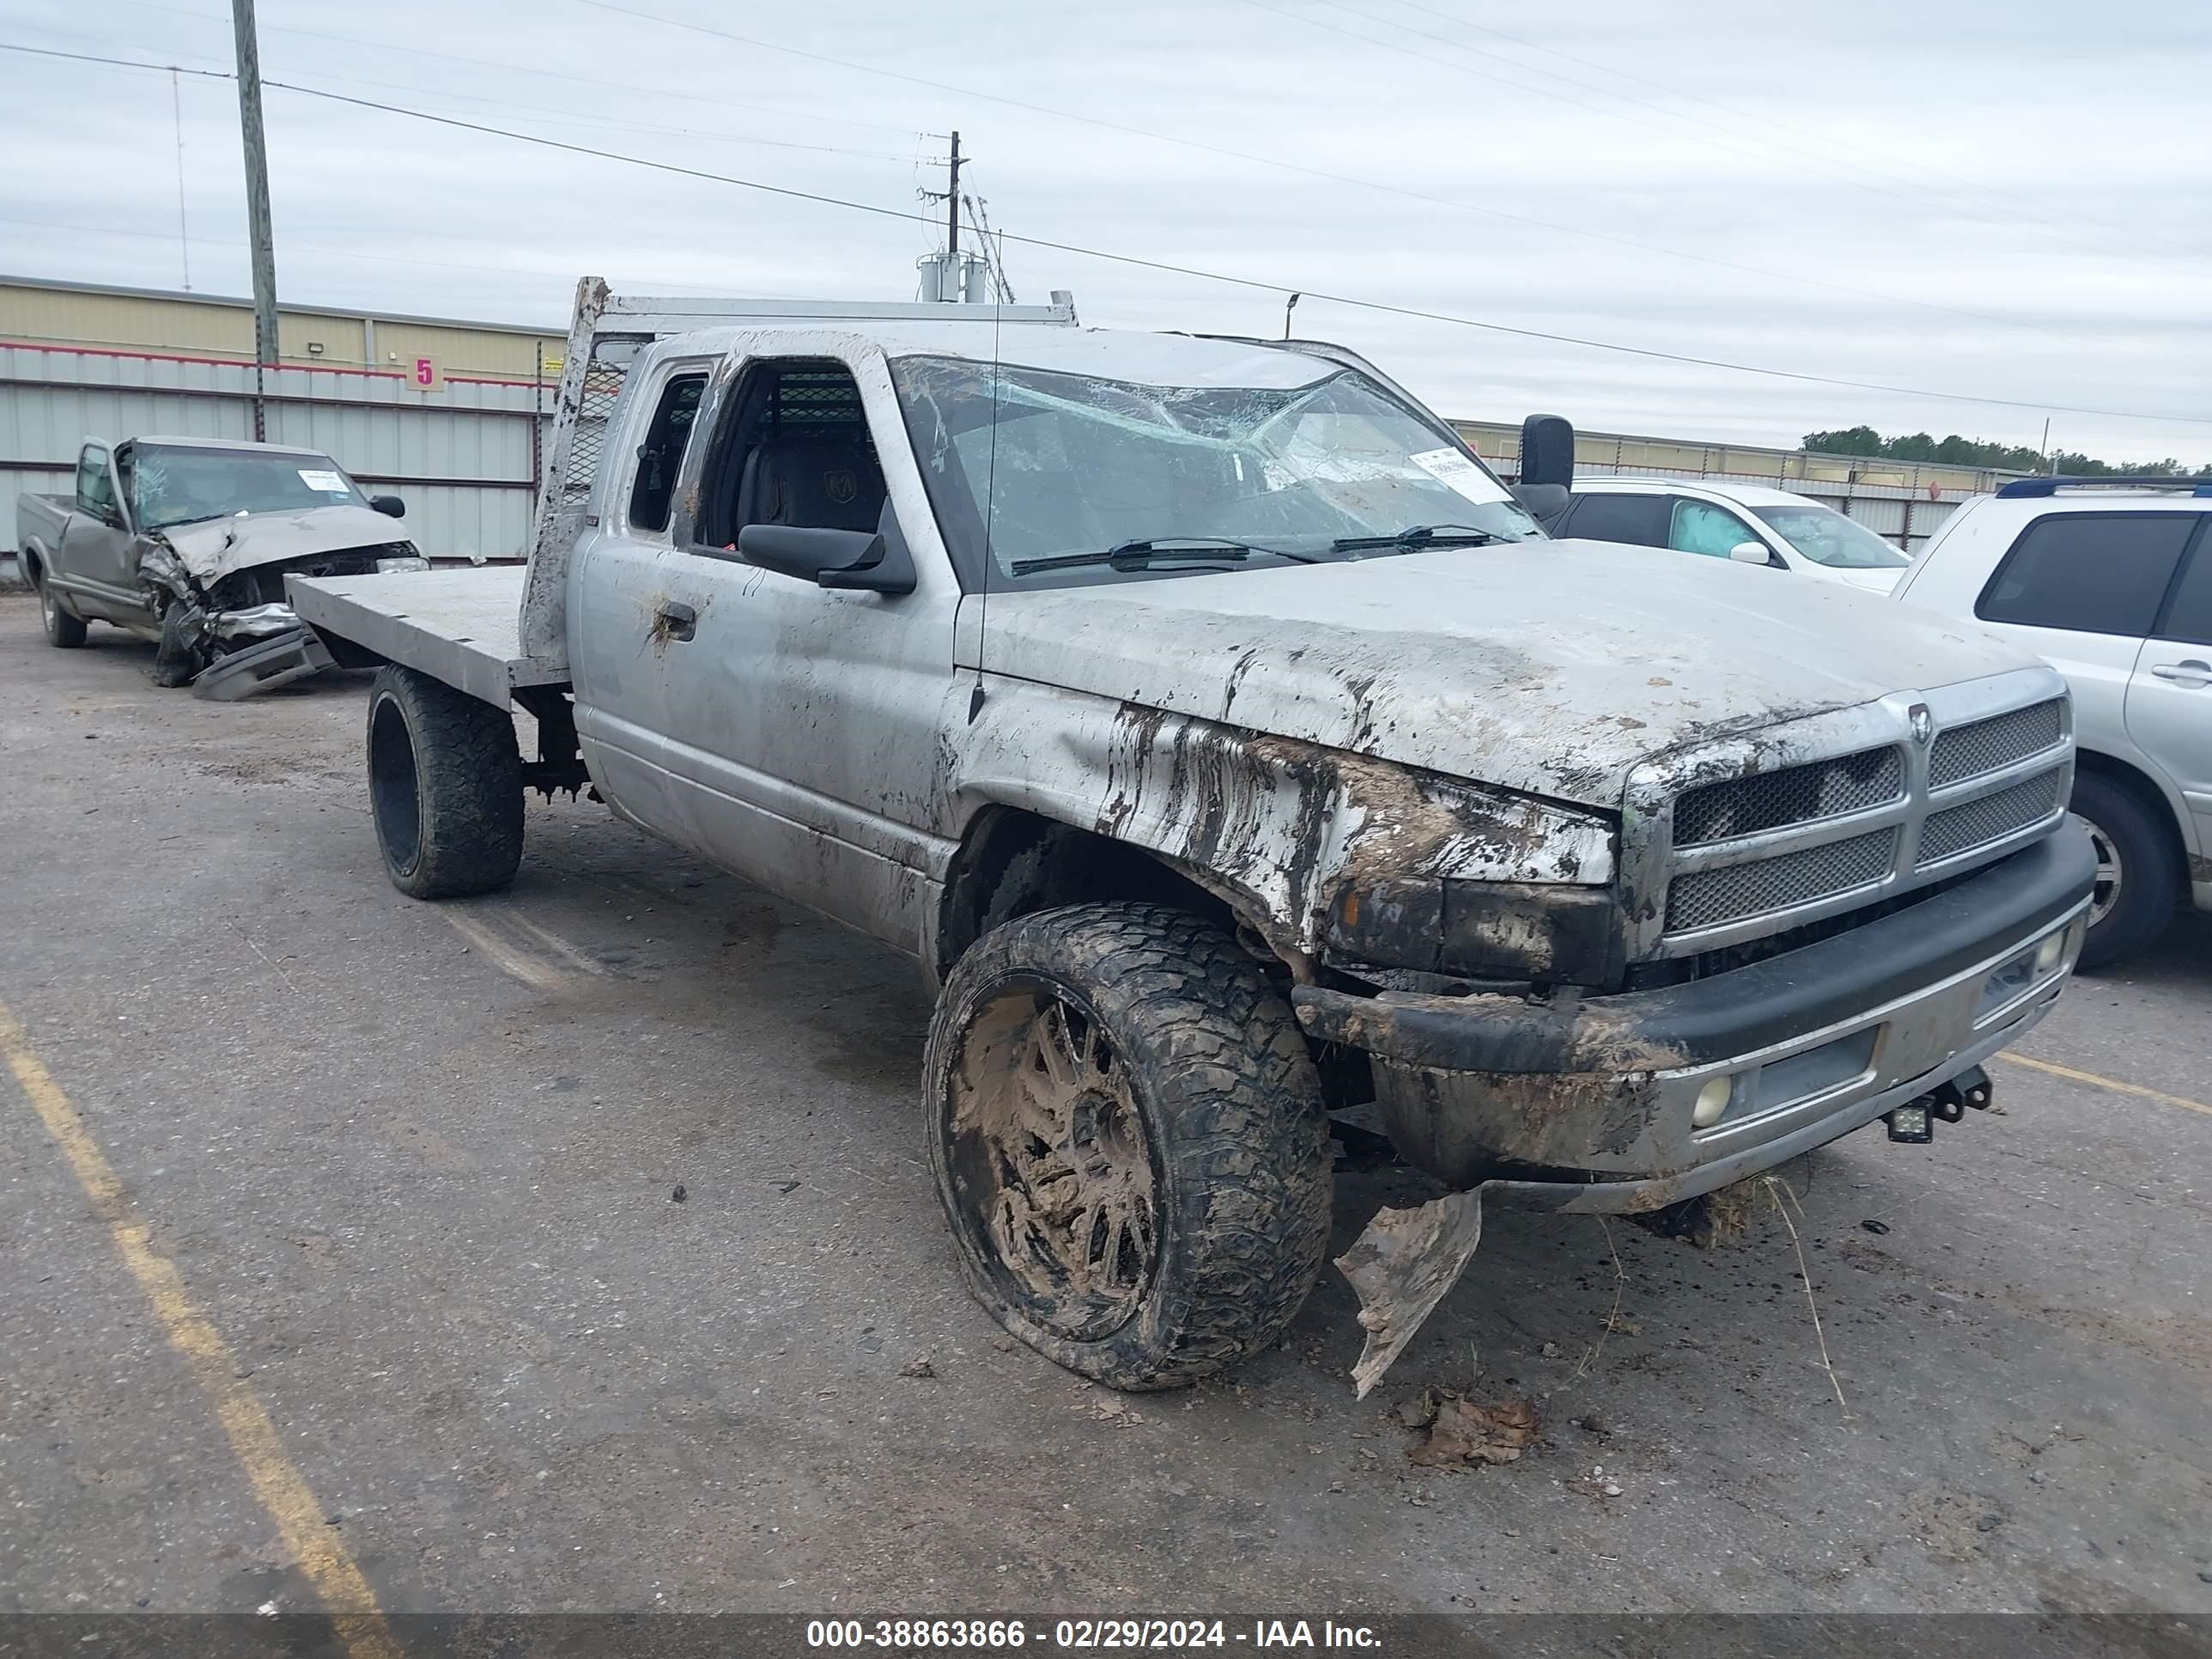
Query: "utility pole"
231 0 279 439
945 130 963 260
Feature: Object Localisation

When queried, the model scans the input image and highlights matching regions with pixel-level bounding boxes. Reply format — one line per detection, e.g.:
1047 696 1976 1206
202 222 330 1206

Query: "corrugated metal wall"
2 343 544 562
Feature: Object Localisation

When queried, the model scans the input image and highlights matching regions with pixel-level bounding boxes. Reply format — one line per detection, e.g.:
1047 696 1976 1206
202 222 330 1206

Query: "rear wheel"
366 665 524 899
2070 771 2179 969
35 567 87 649
925 902 1334 1390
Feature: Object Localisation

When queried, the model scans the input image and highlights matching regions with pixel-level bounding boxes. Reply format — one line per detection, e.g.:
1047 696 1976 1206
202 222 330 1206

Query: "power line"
5 40 2208 428
567 0 2100 343
102 0 947 143
1368 0 2212 268
20 9 926 161
1251 0 2212 283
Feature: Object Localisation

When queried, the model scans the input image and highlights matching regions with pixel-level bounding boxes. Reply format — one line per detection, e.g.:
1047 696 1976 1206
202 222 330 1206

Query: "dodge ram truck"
288 281 2097 1395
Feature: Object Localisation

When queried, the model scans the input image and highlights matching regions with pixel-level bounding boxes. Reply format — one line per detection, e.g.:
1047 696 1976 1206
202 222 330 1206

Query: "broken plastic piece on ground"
1335 1188 1486 1398
191 627 335 701
1403 1390 1540 1468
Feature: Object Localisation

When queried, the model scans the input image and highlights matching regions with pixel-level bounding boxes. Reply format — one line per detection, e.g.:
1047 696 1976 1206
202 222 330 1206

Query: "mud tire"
2070 773 2179 970
35 565 87 649
926 902 1334 1391
366 664 523 899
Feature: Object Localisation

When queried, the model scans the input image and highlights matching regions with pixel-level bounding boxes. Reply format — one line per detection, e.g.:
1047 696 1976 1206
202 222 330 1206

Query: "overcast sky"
3 0 2208 463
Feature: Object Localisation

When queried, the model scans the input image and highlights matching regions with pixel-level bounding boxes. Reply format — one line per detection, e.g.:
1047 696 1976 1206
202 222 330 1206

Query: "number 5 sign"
410 355 443 392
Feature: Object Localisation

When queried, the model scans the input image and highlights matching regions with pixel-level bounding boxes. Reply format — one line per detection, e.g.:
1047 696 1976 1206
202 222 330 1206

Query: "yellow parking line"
1994 1050 2212 1119
0 1004 403 1659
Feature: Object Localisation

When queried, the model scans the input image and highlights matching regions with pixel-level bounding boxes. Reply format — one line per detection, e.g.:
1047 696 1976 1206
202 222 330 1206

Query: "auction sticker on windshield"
298 469 348 492
1408 447 1501 503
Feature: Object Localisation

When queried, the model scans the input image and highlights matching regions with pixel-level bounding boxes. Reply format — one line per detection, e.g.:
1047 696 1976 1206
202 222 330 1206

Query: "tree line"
1802 426 2212 477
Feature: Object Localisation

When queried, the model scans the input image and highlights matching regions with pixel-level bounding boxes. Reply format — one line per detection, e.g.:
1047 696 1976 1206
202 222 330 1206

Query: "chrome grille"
1640 672 2075 953
1918 768 2066 866
1674 746 1904 846
1666 830 1898 933
1928 699 2064 788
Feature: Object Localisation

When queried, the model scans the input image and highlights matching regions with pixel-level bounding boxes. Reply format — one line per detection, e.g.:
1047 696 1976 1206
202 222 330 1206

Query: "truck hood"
157 505 406 583
974 538 2034 810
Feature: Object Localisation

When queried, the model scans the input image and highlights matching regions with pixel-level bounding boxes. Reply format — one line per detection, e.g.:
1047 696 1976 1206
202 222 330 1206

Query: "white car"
1552 477 1913 593
1893 477 2211 965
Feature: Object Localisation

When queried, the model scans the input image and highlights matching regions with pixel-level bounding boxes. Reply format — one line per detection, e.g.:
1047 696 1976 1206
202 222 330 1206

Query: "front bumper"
190 623 335 701
1292 823 2097 1212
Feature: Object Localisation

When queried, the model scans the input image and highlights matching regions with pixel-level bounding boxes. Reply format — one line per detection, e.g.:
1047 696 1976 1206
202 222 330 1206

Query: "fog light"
1886 1103 1934 1144
1692 1076 1733 1128
2034 932 2064 973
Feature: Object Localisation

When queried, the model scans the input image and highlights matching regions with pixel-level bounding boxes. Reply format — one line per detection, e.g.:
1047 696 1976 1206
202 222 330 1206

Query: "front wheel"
366 665 524 899
2070 772 2179 969
35 568 87 649
925 902 1335 1391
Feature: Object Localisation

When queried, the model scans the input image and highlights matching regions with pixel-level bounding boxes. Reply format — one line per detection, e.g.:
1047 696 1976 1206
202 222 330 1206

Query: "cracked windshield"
895 356 1542 580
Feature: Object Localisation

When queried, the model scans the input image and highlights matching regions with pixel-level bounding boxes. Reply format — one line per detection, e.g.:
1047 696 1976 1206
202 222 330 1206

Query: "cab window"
694 360 888 552
627 371 708 533
75 446 118 522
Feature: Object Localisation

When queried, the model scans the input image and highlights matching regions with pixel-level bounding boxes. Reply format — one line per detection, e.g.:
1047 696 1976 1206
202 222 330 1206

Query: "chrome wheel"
949 981 1158 1340
2085 818 2124 930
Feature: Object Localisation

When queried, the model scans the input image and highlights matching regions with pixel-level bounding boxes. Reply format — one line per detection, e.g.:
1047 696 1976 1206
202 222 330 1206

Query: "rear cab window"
1976 513 2200 637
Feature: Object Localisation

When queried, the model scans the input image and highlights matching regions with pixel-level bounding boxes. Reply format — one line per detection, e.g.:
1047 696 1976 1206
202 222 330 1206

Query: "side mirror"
1516 413 1576 489
369 495 406 519
737 524 915 594
1729 541 1772 565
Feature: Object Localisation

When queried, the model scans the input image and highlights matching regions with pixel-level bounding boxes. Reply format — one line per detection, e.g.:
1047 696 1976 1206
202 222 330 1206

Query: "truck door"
54 444 140 622
573 350 960 951
2123 516 2212 866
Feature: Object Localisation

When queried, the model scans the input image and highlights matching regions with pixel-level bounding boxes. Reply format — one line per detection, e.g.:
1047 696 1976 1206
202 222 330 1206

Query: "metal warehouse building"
2 274 565 562
4 272 2013 563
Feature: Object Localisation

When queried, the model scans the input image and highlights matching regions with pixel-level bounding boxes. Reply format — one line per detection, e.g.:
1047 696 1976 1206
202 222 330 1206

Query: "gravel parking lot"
3 592 2209 1626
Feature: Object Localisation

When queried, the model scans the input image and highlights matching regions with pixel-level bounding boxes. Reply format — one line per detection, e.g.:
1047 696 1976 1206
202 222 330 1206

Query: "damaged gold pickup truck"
16 434 428 698
289 281 2097 1395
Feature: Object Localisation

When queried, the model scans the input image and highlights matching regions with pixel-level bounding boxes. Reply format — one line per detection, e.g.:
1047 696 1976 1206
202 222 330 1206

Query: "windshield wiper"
1010 536 1313 576
1329 523 1507 552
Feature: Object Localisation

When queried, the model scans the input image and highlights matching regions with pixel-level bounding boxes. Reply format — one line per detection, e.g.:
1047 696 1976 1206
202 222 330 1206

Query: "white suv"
1553 477 1914 593
1893 477 2211 965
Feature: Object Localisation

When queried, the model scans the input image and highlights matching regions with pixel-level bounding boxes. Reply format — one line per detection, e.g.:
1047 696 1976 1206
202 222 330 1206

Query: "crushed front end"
1297 666 2096 1391
142 527 427 698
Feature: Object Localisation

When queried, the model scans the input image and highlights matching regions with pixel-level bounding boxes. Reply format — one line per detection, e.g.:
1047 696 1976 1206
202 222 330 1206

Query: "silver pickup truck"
290 281 2096 1395
17 434 424 696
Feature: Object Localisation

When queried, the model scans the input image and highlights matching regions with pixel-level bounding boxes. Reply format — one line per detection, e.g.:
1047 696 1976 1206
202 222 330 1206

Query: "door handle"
653 600 696 644
2149 659 2210 686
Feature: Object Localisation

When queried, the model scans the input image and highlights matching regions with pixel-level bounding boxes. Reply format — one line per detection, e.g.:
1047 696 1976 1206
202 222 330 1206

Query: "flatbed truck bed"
288 566 563 705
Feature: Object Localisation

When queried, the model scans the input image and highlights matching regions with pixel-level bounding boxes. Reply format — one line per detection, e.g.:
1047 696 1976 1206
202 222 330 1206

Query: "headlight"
1324 877 1620 985
375 556 430 574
